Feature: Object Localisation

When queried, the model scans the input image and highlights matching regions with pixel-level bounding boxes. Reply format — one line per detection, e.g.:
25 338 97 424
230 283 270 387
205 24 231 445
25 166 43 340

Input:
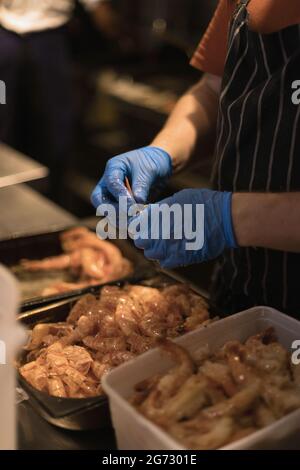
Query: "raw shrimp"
100 314 121 337
91 360 112 380
61 231 123 264
80 248 106 279
221 341 254 385
63 345 93 375
114 295 140 336
61 230 133 281
183 294 210 331
261 382 300 418
162 285 209 332
48 376 67 398
101 351 136 367
130 329 300 449
60 366 89 395
46 349 69 374
19 362 48 392
26 323 73 351
20 227 132 297
140 341 196 419
83 335 126 354
244 327 289 375
127 286 169 338
20 254 72 271
20 283 211 400
254 401 276 427
42 281 97 297
60 227 90 243
25 324 52 351
155 372 210 423
169 416 235 450
131 375 162 406
292 363 300 388
202 380 261 419
127 333 156 355
67 294 98 324
75 315 100 337
102 258 132 282
200 360 237 397
127 285 163 304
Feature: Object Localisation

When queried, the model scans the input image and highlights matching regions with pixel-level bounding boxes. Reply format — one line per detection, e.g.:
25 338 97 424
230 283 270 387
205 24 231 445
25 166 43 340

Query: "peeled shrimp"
200 360 237 397
202 380 261 419
170 416 235 450
156 372 210 424
140 341 196 419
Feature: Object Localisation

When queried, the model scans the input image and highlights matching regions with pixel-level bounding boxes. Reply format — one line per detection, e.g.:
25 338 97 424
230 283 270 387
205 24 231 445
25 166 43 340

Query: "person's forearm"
232 192 300 252
151 74 220 171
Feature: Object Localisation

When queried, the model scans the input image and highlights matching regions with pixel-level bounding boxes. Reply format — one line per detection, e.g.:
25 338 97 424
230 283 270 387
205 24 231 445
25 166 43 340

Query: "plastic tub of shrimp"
0 226 155 312
102 307 300 450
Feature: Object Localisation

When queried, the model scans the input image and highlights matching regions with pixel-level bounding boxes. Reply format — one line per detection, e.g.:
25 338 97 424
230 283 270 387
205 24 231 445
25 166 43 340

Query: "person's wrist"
148 146 173 177
149 136 185 173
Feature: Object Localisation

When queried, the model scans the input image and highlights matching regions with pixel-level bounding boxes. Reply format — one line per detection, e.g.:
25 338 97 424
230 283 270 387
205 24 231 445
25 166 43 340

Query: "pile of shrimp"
19 284 211 398
20 227 132 296
130 328 300 450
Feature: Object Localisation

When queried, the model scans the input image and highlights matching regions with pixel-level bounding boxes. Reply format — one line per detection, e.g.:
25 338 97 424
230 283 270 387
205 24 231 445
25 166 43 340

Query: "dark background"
53 0 218 217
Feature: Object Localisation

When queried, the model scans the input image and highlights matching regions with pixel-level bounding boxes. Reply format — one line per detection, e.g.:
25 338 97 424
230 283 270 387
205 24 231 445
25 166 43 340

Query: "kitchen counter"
0 144 48 189
0 184 77 241
17 400 116 450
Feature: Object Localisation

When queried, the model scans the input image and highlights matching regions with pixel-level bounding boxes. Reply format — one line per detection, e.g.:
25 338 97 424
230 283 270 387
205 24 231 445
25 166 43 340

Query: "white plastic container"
0 264 25 450
103 307 300 450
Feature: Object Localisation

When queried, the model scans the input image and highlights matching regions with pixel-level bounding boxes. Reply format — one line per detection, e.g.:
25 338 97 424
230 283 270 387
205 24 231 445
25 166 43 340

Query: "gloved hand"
132 189 237 269
91 146 172 208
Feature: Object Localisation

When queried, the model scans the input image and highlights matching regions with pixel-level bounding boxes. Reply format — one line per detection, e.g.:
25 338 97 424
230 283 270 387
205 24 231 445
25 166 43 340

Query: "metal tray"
17 275 215 431
0 227 155 312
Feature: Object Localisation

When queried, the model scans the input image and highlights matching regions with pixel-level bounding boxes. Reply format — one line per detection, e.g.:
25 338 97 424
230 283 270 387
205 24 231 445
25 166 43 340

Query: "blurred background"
0 0 218 288
57 0 217 216
1 0 217 207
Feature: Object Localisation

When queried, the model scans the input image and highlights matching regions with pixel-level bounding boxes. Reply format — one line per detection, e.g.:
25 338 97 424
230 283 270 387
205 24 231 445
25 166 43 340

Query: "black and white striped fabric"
211 0 300 317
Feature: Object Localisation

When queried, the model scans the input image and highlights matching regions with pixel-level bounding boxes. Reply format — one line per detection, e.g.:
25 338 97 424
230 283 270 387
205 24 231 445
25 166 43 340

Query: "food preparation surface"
0 143 48 189
0 184 77 241
17 401 116 450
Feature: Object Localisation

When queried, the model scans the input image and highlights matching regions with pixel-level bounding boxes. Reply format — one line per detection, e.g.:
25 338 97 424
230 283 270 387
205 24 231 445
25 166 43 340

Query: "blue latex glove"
133 189 237 268
91 146 172 208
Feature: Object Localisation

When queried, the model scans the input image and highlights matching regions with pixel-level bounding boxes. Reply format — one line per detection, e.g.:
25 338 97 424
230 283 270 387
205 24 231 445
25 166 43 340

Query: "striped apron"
211 0 300 317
